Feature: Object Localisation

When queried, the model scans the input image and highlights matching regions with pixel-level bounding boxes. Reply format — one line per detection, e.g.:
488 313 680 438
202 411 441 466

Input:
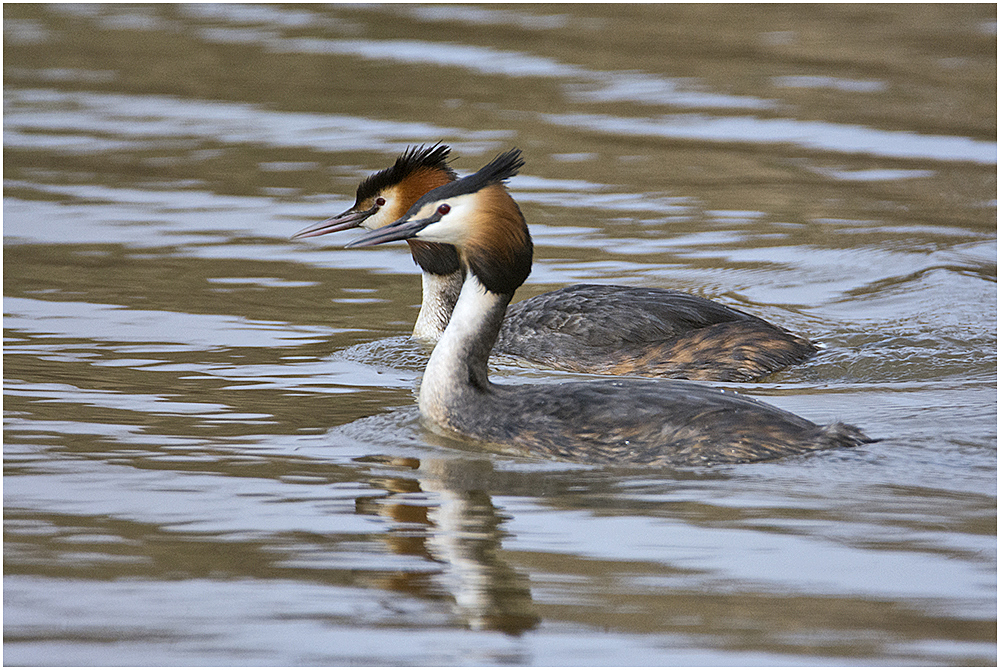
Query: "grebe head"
347 149 532 295
292 144 457 240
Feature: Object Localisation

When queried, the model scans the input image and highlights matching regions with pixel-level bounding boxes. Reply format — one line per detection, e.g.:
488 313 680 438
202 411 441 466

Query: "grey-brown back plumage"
433 377 869 466
496 284 817 381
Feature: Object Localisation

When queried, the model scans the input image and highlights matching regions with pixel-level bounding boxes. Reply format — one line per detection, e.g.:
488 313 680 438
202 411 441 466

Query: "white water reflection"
4 88 510 156
806 167 937 181
273 35 777 112
280 37 586 79
566 72 777 110
4 297 337 348
772 75 887 93
178 2 325 28
543 112 998 164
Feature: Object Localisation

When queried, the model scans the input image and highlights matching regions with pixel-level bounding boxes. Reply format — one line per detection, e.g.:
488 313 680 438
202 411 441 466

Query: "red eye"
437 204 451 215
375 197 386 207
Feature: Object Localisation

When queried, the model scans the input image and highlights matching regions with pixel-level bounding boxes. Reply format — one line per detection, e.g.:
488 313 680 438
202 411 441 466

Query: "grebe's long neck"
412 269 463 343
406 240 463 343
418 273 511 424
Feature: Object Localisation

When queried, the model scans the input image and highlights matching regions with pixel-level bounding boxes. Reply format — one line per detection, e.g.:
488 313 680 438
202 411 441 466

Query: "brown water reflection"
7 452 993 661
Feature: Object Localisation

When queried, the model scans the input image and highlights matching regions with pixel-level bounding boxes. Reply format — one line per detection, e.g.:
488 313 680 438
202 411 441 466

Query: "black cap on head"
355 143 456 204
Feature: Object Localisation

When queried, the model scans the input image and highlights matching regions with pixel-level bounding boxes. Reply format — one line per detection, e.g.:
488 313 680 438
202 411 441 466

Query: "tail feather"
820 421 874 448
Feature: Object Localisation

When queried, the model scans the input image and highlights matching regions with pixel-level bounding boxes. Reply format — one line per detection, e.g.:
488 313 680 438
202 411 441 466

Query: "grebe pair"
294 145 816 382
298 149 869 465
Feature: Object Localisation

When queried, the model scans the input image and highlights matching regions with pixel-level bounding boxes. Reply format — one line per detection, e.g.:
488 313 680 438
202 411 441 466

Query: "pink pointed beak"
292 205 376 240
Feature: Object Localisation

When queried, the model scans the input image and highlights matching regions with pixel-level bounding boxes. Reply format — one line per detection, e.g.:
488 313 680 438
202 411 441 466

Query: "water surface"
4 4 996 666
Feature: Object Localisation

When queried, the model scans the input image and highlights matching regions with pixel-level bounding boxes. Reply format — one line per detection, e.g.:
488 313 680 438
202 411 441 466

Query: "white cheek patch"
364 185 403 230
364 207 394 231
414 195 475 243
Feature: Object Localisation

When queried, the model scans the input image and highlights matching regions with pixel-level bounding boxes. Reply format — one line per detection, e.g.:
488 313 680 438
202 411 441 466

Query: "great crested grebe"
294 145 817 382
343 149 870 466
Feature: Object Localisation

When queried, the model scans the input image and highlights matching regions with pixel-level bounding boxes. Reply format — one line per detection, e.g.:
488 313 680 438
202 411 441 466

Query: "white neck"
412 270 464 343
418 273 510 425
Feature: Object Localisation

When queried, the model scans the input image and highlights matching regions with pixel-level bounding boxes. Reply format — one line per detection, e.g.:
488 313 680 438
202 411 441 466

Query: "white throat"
418 273 509 423
412 270 464 343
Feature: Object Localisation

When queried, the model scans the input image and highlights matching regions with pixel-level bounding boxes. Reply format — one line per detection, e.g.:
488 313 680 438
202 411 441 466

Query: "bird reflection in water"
353 454 539 636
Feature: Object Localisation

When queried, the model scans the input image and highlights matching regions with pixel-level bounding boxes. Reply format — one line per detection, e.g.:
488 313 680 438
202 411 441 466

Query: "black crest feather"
355 144 456 204
408 148 524 211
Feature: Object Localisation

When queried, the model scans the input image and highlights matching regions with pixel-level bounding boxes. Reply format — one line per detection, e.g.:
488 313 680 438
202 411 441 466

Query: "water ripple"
542 112 997 164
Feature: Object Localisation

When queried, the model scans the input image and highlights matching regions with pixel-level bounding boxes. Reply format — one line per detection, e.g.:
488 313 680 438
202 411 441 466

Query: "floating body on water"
342 149 870 466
